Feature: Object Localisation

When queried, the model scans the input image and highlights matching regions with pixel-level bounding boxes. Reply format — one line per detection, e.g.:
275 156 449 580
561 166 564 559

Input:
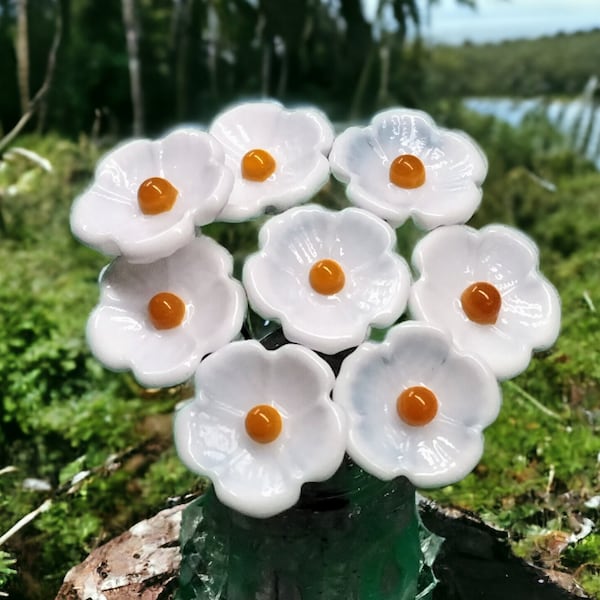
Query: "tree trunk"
15 0 30 116
121 0 144 136
260 38 271 98
171 0 194 121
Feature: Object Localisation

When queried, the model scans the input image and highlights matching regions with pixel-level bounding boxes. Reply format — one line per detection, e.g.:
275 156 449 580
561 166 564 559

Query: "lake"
464 92 600 169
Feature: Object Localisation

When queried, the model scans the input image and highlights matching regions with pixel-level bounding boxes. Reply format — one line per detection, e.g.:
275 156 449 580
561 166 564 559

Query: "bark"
121 0 144 136
55 504 186 600
171 0 194 120
15 0 30 116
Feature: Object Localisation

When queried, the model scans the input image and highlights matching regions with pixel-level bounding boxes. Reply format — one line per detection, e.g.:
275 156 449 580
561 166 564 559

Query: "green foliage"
0 550 17 590
425 29 600 99
0 134 199 599
1 0 430 138
563 534 600 596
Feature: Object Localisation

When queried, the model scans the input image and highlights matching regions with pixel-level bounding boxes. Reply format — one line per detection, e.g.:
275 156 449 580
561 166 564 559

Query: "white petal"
328 208 396 269
194 341 334 419
210 101 286 156
244 205 410 354
174 399 300 518
284 402 346 482
88 237 245 386
87 305 199 387
501 274 561 350
410 224 560 379
71 131 230 262
262 345 336 418
175 341 345 518
330 126 410 227
397 421 485 488
334 322 499 486
159 128 233 226
475 225 540 288
330 108 487 229
428 350 501 429
194 341 270 413
211 102 334 221
346 253 410 328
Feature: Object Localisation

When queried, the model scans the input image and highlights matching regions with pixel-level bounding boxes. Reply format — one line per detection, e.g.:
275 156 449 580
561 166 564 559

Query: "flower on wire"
333 321 501 488
86 236 246 388
174 340 346 518
209 101 335 222
242 204 412 355
71 128 233 263
329 107 488 230
409 224 561 380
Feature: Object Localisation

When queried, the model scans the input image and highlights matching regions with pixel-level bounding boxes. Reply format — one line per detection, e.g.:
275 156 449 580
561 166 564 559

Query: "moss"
2 110 600 597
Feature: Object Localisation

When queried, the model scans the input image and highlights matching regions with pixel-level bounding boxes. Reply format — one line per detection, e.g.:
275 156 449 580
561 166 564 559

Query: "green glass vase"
176 458 438 600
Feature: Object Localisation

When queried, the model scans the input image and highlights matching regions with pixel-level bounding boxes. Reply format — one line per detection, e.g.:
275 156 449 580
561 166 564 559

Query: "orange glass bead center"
397 386 438 427
245 405 282 444
138 177 179 215
461 281 502 325
309 259 345 295
241 148 276 181
389 154 426 189
148 292 186 330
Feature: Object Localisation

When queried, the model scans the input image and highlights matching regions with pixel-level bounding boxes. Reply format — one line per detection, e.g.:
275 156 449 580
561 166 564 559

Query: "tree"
121 0 144 136
0 0 62 153
15 0 30 116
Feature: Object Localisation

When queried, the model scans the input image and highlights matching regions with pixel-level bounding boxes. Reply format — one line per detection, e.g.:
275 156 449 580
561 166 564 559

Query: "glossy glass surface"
410 224 561 379
329 108 488 230
243 204 411 355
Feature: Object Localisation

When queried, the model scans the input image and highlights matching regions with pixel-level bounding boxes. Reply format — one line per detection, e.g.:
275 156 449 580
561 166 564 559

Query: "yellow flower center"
245 405 282 444
148 292 186 330
138 177 179 215
389 154 426 189
241 148 276 181
309 259 345 295
460 281 502 325
397 386 438 427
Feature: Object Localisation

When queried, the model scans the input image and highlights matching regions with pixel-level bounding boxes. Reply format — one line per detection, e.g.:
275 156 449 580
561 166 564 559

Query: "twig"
0 6 62 154
0 439 156 547
544 463 555 498
583 290 596 313
6 147 52 172
504 380 562 421
0 499 52 547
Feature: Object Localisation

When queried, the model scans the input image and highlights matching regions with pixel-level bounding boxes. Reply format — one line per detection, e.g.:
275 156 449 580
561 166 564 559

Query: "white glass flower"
86 236 246 388
71 128 233 263
333 321 501 488
242 204 411 355
174 340 346 518
209 101 334 222
409 224 561 380
329 108 488 230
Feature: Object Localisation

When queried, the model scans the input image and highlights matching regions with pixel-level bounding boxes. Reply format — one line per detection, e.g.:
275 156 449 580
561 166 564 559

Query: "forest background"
1 0 600 598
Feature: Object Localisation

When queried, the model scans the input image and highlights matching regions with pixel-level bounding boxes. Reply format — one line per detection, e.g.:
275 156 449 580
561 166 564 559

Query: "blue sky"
364 0 600 44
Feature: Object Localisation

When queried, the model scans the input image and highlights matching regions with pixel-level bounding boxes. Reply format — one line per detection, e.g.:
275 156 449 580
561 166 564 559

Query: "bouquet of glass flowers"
70 102 561 600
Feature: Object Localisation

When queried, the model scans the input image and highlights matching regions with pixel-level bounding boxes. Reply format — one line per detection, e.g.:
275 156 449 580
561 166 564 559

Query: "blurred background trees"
0 0 481 137
2 0 598 139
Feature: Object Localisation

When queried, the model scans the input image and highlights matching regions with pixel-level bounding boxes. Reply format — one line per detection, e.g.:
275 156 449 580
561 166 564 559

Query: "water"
464 92 600 169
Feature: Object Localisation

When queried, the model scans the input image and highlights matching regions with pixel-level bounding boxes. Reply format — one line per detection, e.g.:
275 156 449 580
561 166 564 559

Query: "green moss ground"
1 111 599 597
